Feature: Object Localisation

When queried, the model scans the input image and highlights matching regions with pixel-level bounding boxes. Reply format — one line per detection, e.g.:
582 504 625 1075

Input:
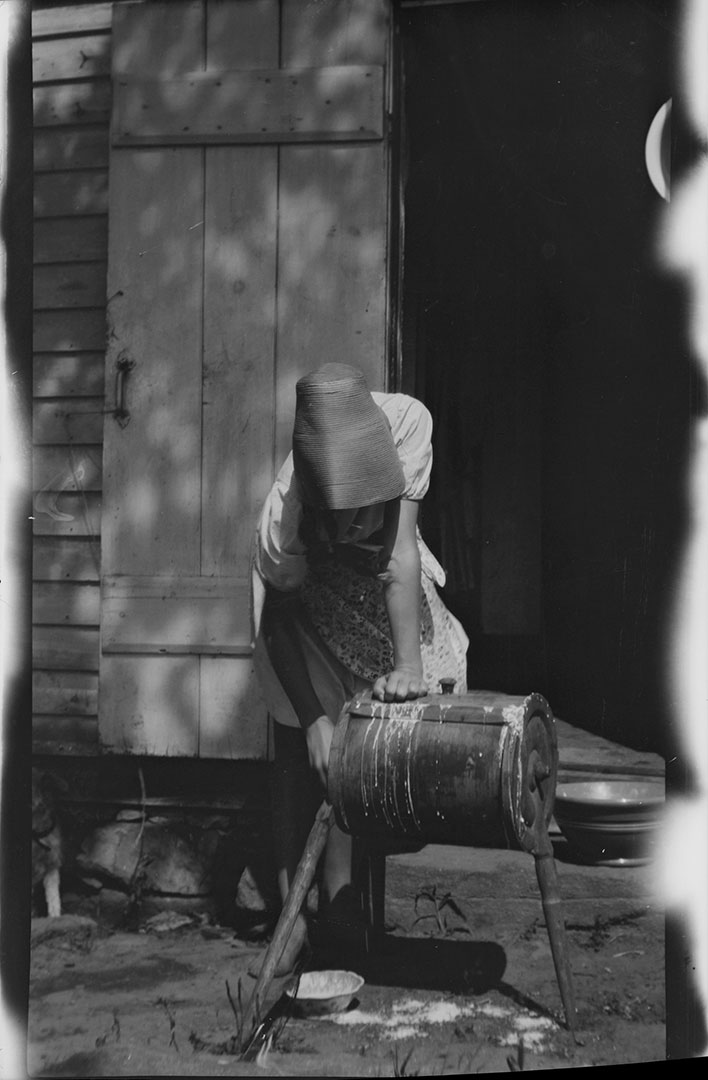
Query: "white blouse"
254 392 436 595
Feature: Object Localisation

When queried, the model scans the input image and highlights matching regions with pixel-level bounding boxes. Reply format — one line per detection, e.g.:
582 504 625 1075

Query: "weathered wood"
201 145 277 578
97 0 392 760
98 0 206 758
278 0 390 466
198 657 268 759
112 66 384 146
34 263 107 309
33 493 102 538
32 2 114 39
199 0 280 579
275 142 389 462
35 127 110 172
101 147 203 575
33 626 100 671
555 717 665 778
32 671 99 715
33 537 102 582
328 691 557 848
34 218 107 264
34 445 102 495
101 0 205 584
101 575 251 654
33 33 111 83
35 170 108 218
99 654 200 755
33 80 111 127
205 0 279 69
281 0 389 67
200 1 278 759
34 354 105 397
33 582 100 626
534 848 577 1034
241 800 334 1054
32 716 99 756
33 398 104 444
111 0 204 77
34 309 106 352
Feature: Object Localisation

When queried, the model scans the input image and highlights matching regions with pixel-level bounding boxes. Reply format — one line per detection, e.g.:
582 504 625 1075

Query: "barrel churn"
243 688 577 1051
327 687 576 1036
327 688 557 854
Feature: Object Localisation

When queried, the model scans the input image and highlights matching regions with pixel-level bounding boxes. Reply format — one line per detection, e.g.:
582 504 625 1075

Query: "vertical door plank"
198 0 279 757
198 658 268 759
206 0 279 70
276 0 390 461
202 0 279 575
276 142 389 463
201 148 278 579
111 0 204 78
100 0 206 756
102 146 204 576
102 0 206 579
99 655 200 755
281 0 389 66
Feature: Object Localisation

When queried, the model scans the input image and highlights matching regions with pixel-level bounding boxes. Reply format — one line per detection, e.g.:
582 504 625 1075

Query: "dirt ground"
26 837 665 1077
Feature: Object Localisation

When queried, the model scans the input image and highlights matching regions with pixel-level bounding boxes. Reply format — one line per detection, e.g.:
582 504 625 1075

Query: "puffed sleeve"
254 453 308 592
376 393 433 501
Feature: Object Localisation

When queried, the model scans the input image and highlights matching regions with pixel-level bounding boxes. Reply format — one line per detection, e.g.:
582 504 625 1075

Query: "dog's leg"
44 868 61 918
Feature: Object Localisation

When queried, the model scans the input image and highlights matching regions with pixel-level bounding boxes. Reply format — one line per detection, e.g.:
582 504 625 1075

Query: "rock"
139 894 216 921
78 876 103 893
141 910 195 935
77 821 211 896
235 866 271 913
31 914 97 952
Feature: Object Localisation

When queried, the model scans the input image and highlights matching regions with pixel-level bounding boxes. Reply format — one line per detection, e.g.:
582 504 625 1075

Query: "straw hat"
292 364 405 510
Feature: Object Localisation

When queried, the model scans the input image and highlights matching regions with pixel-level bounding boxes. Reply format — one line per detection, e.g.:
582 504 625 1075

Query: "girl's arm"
373 498 429 702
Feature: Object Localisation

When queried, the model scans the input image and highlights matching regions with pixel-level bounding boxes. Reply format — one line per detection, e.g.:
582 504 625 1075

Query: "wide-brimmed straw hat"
292 364 405 510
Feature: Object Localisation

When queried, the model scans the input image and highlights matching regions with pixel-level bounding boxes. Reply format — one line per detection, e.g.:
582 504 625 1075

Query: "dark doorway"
398 0 697 754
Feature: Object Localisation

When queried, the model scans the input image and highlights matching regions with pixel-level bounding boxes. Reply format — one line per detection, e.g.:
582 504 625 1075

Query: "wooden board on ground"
556 718 664 778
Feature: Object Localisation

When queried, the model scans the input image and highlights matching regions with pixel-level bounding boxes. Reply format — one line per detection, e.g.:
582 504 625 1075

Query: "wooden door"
99 0 392 757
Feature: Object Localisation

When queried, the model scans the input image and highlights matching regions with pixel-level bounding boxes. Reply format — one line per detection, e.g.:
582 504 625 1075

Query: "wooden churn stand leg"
240 800 334 1050
520 751 578 1038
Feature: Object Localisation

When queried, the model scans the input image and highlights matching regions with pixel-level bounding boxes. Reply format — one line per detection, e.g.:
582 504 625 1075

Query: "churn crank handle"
533 831 578 1039
240 800 334 1053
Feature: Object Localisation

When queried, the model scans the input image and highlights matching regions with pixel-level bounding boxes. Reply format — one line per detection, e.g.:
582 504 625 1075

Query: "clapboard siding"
34 444 103 492
32 4 115 753
35 170 109 218
33 79 112 127
33 33 112 82
33 626 101 671
35 126 110 172
33 582 101 627
33 536 102 581
33 672 99 715
34 263 108 309
32 717 101 757
33 398 105 444
33 494 103 538
33 3 113 39
34 309 107 352
35 217 108 264
34 354 105 397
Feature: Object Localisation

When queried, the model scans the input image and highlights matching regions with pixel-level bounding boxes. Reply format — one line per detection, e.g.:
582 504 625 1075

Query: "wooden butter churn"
243 687 577 1053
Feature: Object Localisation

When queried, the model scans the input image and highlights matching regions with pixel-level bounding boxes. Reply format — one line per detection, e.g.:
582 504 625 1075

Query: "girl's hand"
373 667 428 702
305 715 334 789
